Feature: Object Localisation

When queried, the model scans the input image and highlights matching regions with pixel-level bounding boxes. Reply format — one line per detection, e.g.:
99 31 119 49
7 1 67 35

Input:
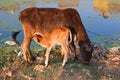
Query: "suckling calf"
33 26 72 67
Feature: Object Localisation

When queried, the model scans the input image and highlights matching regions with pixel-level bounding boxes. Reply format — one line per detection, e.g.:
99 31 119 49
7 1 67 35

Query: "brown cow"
33 26 72 67
15 7 93 64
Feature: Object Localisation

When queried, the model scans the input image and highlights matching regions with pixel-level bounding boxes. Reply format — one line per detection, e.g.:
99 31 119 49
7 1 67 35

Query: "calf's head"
33 33 43 44
79 41 94 64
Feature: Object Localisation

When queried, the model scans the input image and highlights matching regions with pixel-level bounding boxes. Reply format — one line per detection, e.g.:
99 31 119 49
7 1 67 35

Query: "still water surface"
0 0 120 46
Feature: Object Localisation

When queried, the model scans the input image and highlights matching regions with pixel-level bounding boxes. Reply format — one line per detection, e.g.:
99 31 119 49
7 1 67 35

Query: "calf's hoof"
62 63 65 67
45 64 48 67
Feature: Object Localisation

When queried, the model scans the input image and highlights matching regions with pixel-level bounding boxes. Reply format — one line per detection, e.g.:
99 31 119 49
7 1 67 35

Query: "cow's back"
19 7 89 42
63 8 89 42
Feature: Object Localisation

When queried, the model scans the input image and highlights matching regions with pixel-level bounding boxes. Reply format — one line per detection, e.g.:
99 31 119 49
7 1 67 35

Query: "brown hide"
19 7 89 41
33 26 72 66
19 7 92 64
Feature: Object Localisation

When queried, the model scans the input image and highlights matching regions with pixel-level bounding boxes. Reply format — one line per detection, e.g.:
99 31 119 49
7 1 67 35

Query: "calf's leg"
61 44 68 67
45 47 51 67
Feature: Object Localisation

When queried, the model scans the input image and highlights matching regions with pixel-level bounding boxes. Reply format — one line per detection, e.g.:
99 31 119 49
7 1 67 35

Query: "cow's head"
79 41 94 64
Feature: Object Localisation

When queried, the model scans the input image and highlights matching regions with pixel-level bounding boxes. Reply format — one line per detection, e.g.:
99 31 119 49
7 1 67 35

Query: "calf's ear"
33 33 43 38
33 33 44 43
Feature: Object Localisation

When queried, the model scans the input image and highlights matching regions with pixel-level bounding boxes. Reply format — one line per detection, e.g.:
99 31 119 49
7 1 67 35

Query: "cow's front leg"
73 35 80 60
45 47 51 67
69 41 77 60
27 48 36 61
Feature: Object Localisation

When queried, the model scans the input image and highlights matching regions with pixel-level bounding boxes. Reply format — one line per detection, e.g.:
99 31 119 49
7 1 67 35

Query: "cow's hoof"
74 56 79 61
31 56 36 61
21 61 31 67
29 56 36 62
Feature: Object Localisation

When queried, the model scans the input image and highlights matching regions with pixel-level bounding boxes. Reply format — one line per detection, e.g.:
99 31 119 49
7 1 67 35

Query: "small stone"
36 57 44 61
4 40 16 46
107 74 112 78
98 66 103 70
111 57 119 61
18 50 23 56
34 65 45 72
109 57 120 66
2 67 7 71
6 71 12 77
70 69 73 72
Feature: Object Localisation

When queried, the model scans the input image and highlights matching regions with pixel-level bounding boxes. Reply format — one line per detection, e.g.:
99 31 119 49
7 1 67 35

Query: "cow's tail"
11 30 22 45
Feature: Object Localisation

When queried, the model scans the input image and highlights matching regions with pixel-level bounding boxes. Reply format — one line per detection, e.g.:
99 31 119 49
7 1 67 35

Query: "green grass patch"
0 45 18 68
11 76 27 80
22 67 34 75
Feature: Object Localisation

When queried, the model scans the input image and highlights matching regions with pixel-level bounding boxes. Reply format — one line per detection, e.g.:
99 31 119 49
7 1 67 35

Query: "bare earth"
0 48 120 80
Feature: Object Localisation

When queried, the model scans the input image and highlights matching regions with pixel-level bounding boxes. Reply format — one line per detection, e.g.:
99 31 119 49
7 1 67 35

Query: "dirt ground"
0 46 120 80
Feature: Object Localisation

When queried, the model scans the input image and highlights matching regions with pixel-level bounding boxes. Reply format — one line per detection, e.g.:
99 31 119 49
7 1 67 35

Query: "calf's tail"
11 30 22 45
68 30 72 43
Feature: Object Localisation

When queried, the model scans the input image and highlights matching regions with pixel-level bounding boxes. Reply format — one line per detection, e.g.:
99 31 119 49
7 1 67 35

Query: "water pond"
0 0 120 47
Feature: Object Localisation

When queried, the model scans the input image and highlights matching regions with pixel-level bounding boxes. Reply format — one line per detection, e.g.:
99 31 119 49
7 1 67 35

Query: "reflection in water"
94 0 109 13
0 0 120 47
94 0 120 18
0 0 80 14
0 0 20 14
94 0 110 18
58 0 79 7
0 0 36 14
41 0 57 3
0 0 36 41
109 2 120 14
0 4 19 14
